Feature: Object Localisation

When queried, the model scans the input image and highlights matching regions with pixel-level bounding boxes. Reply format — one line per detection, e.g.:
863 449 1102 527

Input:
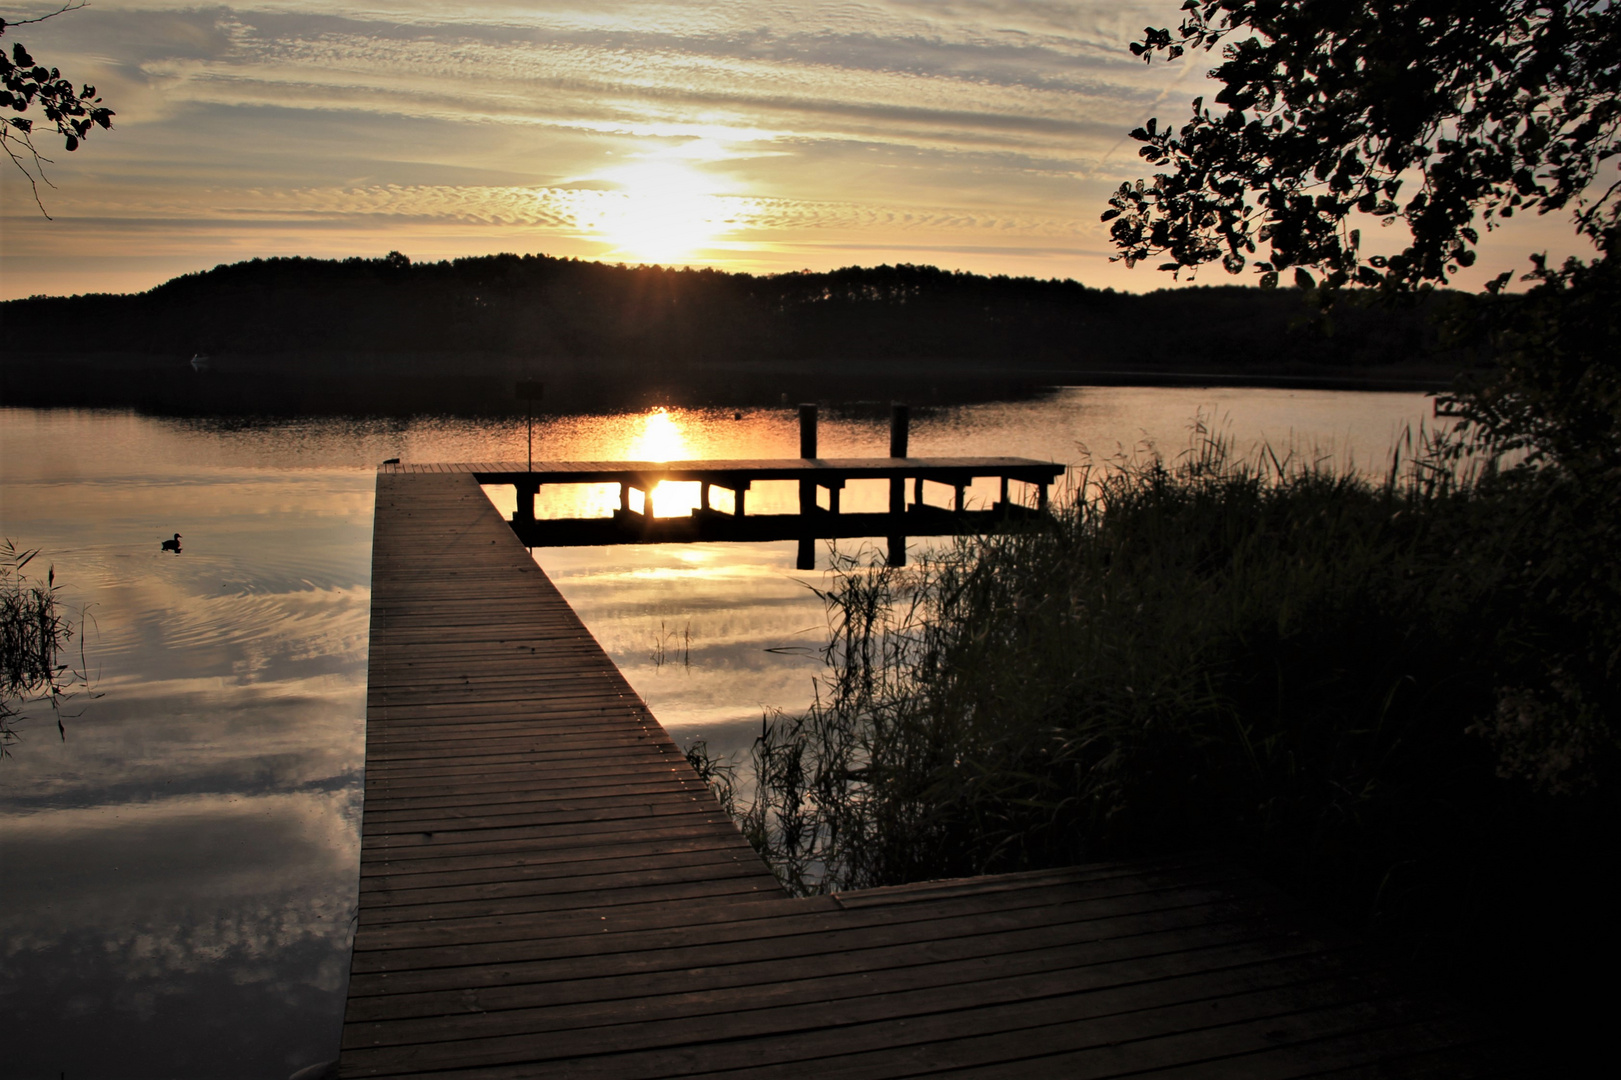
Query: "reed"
1 540 93 752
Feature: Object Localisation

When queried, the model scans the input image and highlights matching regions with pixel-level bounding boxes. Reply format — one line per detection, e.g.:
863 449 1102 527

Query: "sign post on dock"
516 381 544 473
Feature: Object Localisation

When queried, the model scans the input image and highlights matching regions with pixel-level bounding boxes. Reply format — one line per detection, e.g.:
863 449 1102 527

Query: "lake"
0 386 1436 1079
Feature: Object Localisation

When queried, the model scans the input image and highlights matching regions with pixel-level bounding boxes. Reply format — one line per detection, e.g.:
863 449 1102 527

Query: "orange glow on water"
626 408 690 462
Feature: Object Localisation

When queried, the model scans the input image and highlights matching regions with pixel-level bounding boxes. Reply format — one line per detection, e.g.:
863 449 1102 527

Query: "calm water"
0 387 1435 1078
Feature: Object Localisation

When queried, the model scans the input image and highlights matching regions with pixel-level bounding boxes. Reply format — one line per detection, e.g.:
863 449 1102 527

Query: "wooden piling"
799 403 818 459
889 403 909 519
799 403 818 519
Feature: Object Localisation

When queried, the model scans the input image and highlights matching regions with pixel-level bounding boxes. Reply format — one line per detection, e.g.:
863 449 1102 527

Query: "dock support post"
999 475 1010 515
1038 483 1049 512
797 536 815 571
800 404 818 458
890 403 909 516
888 404 910 565
799 403 818 515
701 481 711 514
513 481 539 523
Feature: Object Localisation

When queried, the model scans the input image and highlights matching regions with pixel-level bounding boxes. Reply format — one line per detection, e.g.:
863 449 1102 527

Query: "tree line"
2 252 1470 377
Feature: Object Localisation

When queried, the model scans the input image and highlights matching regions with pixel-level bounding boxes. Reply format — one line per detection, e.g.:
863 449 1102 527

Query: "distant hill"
0 253 1478 413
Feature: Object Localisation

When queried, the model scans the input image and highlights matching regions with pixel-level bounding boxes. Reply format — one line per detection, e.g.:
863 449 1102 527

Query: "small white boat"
190 353 212 372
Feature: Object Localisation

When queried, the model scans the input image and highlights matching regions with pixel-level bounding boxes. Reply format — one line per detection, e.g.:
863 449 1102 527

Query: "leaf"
1259 271 1279 290
1293 268 1315 290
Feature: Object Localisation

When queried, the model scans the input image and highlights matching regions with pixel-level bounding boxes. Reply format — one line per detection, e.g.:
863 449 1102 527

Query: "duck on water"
161 533 182 553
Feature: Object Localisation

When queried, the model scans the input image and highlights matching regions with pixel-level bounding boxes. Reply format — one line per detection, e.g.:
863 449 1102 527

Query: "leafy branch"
1 3 115 218
1104 1 1621 291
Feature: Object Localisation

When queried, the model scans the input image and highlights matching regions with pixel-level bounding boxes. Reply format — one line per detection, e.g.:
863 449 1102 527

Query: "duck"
161 533 182 552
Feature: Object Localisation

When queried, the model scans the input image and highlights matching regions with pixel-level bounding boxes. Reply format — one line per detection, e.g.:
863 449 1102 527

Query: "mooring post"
799 403 818 515
889 403 909 517
799 403 818 458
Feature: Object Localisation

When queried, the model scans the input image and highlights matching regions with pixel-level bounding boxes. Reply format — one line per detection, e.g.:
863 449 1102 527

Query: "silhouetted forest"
2 253 1475 414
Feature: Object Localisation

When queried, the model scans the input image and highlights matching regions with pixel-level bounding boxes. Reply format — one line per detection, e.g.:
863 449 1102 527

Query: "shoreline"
1 353 1456 417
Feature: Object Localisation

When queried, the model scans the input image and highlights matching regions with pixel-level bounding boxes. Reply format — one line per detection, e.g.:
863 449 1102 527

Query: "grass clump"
714 428 1618 1041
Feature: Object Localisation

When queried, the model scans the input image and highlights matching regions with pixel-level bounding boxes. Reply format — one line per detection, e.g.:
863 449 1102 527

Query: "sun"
591 160 728 264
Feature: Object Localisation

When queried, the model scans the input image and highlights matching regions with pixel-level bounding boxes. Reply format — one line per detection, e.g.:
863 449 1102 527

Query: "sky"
0 0 1601 300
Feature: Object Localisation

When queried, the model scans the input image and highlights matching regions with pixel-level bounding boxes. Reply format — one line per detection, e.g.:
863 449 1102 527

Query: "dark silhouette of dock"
341 465 1511 1078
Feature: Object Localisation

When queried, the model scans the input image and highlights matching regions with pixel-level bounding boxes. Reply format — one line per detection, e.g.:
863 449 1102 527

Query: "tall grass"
705 427 1618 1041
1 540 93 752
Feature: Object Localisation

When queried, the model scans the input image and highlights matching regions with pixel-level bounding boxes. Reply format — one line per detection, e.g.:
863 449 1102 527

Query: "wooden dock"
342 467 1512 1078
385 456 1064 566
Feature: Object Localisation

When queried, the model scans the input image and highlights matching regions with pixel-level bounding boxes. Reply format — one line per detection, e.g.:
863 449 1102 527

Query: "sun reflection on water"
628 407 698 517
627 407 690 461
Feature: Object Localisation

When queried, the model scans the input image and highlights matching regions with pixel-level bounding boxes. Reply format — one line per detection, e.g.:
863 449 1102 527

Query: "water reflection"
533 541 834 767
0 387 1438 1078
1 430 371 1079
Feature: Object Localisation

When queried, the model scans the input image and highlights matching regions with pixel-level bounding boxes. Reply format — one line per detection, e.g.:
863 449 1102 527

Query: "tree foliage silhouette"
2 4 115 217
1104 0 1620 292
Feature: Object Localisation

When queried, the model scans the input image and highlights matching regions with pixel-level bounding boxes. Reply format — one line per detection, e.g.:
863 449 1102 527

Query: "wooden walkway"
342 469 1513 1078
